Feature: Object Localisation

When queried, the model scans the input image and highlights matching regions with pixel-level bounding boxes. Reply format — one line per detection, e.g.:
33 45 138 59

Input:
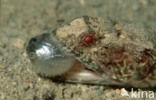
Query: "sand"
0 0 156 100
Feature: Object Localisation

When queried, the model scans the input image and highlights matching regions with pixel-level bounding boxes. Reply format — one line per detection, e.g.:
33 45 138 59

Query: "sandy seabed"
0 0 156 100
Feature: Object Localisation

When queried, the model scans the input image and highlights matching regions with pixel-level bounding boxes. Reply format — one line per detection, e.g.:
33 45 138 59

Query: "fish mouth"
26 33 51 59
26 33 76 77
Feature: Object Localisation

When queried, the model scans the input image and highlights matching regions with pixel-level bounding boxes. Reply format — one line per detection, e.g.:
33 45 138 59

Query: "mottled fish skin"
55 16 156 88
27 16 156 88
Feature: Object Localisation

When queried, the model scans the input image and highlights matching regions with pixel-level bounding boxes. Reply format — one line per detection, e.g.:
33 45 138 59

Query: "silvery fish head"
26 33 103 83
26 33 75 77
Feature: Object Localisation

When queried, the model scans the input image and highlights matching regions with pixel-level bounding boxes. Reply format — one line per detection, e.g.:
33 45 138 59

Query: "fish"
26 16 156 88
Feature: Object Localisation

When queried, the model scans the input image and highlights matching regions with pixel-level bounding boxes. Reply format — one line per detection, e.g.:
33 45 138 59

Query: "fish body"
27 16 156 88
